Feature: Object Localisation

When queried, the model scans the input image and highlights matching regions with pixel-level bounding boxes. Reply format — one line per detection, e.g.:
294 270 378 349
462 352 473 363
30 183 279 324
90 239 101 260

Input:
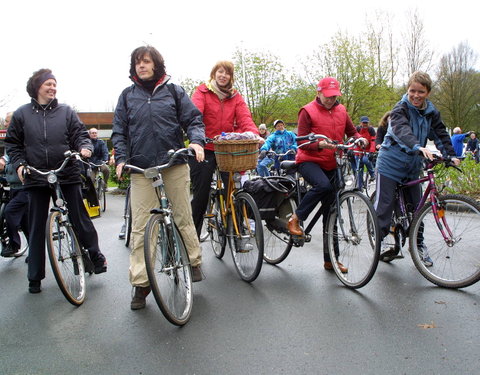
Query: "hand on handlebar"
188 143 205 163
116 162 125 180
80 148 92 159
318 140 336 150
356 137 369 149
419 147 434 161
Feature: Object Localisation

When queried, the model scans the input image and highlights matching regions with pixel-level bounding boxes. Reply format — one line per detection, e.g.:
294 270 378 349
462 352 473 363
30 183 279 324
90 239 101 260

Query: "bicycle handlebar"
24 151 81 177
124 148 194 178
296 133 362 150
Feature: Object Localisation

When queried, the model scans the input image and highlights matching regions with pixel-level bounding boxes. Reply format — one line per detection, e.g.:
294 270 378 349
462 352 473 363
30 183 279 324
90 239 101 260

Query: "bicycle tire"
228 192 264 282
0 202 10 254
124 189 132 247
97 179 106 212
144 214 193 326
326 190 380 289
409 194 480 288
263 197 296 264
46 211 86 306
206 190 226 259
199 194 212 243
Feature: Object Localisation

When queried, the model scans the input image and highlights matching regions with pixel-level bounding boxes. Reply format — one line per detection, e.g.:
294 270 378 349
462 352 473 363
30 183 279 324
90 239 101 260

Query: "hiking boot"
131 286 151 310
28 280 41 294
287 213 303 236
191 265 203 282
418 244 433 267
1 244 18 258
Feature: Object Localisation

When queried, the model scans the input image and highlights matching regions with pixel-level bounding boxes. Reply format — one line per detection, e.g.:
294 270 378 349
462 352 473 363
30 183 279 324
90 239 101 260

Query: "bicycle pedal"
292 234 305 247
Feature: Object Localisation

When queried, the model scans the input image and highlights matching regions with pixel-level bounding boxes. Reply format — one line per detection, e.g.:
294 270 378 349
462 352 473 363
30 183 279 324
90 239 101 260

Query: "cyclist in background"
88 127 110 183
257 119 297 177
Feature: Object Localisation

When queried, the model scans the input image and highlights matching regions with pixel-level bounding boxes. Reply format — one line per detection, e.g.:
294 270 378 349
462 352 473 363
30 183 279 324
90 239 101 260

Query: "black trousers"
4 188 29 250
27 183 102 281
373 173 421 239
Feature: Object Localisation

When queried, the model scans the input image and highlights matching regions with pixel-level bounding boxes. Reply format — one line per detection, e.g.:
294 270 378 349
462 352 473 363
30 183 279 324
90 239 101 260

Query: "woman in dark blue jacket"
5 69 107 293
112 46 205 310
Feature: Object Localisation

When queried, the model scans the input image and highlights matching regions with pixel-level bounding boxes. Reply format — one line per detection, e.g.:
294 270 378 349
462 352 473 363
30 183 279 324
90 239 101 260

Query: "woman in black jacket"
112 46 205 310
5 68 107 294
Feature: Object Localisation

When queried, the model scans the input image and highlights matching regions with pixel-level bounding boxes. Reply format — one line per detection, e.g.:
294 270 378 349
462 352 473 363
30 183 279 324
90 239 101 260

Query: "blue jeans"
355 156 375 189
257 157 274 177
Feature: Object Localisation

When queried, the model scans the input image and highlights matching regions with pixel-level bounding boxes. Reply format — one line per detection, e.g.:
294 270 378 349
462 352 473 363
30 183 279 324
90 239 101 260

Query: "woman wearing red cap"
5 68 107 293
288 77 366 273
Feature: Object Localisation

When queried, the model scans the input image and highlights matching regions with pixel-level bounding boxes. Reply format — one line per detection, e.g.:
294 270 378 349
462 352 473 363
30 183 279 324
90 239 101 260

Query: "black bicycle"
25 151 95 306
259 135 381 289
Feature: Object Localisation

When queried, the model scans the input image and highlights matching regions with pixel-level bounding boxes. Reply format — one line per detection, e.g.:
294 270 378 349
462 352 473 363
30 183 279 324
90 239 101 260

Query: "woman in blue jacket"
374 71 459 266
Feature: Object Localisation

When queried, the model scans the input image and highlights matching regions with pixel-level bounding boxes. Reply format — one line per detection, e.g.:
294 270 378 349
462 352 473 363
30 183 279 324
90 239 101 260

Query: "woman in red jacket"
189 61 260 238
287 77 366 273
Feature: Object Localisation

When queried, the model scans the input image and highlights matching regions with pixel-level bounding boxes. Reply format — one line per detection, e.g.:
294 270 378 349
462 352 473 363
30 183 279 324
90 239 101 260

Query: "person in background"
450 127 472 158
352 116 376 186
287 77 366 273
88 127 110 183
257 119 297 177
112 45 205 310
5 68 107 293
0 112 29 258
258 123 270 140
375 111 391 150
466 132 479 162
374 71 459 266
189 60 261 239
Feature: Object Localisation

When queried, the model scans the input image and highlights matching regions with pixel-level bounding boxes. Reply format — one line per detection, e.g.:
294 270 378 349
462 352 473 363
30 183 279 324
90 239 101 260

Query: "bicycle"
259 134 381 289
374 154 480 288
125 148 194 326
121 183 132 247
25 151 95 306
203 150 264 282
349 149 376 197
88 162 107 212
0 178 28 258
257 149 296 177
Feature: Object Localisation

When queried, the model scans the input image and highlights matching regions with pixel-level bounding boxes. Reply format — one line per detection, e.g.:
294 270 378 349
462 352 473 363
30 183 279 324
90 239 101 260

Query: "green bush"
434 154 480 200
109 164 130 190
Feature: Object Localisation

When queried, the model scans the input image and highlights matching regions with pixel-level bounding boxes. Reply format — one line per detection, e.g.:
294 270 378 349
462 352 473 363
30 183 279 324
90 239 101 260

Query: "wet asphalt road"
0 192 479 375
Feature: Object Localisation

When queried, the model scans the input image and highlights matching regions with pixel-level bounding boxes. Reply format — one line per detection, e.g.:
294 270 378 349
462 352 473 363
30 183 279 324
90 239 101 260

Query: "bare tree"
433 42 480 131
402 9 434 77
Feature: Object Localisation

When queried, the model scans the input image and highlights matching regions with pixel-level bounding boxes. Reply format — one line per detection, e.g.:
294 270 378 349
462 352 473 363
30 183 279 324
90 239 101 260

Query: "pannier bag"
243 176 295 220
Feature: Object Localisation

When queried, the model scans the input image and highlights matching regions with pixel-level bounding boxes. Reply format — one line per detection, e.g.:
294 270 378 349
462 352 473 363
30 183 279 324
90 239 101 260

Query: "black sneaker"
28 280 41 294
1 244 18 257
91 253 107 274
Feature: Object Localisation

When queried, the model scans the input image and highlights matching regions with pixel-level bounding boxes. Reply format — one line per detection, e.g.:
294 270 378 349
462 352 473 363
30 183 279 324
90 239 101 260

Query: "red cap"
316 77 341 97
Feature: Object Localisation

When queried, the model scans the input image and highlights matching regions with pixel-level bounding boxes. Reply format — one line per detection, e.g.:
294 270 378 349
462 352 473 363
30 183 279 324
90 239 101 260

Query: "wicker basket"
213 139 260 172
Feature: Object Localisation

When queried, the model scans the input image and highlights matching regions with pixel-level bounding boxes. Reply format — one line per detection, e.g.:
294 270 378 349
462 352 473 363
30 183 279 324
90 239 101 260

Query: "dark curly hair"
26 68 56 99
129 46 166 81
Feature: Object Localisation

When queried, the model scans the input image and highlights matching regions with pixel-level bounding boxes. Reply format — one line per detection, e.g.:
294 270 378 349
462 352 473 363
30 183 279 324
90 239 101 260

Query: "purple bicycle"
375 155 480 288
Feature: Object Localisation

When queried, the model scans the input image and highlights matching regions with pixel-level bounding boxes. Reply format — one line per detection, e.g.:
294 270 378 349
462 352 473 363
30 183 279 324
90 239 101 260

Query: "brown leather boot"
130 286 151 310
287 213 304 236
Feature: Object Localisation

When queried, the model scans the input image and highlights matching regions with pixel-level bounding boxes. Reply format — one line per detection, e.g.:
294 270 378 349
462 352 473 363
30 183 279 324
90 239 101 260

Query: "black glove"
259 150 267 160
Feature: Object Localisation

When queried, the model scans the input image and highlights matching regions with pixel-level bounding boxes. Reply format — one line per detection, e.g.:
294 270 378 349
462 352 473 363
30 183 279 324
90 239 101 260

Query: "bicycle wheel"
199 194 211 243
97 179 106 212
228 192 264 282
206 190 226 259
124 188 132 247
46 211 86 306
263 197 296 264
327 191 380 289
0 202 9 254
144 214 193 326
409 194 480 288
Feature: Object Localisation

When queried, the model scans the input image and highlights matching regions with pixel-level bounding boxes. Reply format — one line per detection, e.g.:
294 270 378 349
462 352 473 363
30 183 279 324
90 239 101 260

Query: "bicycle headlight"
47 173 57 184
144 167 158 179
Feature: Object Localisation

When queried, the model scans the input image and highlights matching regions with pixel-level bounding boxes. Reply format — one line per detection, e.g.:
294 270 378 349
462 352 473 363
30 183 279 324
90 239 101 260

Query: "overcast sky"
1 0 478 114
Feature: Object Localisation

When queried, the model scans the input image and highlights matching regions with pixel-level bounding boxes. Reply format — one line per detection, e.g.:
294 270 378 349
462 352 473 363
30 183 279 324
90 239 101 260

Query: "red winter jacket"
191 83 258 151
296 99 359 170
355 126 376 152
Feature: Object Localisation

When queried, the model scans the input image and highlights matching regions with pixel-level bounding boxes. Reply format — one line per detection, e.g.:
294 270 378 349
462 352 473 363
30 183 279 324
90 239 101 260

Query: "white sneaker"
418 244 433 267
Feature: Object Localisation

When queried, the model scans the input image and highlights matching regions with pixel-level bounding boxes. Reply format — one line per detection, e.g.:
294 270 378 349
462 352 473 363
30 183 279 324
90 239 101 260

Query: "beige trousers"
129 163 201 287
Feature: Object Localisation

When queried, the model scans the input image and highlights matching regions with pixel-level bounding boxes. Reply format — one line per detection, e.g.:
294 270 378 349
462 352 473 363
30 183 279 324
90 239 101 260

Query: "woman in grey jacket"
112 45 205 310
5 68 107 293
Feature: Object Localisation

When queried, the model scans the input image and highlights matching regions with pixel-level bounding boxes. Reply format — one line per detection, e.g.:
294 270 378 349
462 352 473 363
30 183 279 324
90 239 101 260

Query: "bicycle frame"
396 160 455 245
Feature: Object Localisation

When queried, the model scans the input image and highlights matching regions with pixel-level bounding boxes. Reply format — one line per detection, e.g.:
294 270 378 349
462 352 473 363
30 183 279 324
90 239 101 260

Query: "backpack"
243 176 296 220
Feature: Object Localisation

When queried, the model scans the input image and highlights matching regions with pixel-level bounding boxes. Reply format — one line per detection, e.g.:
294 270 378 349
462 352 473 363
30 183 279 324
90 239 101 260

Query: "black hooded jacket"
111 75 205 169
5 99 93 187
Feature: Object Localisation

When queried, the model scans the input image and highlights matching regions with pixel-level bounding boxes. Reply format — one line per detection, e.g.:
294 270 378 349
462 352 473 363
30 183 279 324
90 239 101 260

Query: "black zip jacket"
5 99 93 187
111 76 205 169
